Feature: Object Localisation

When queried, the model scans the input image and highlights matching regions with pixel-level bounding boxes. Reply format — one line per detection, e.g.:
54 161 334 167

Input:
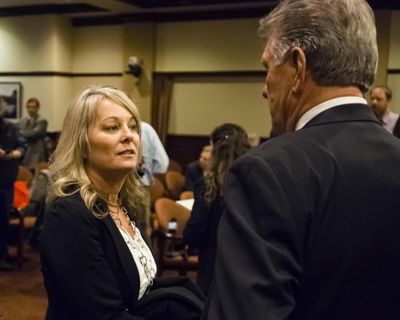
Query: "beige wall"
0 15 58 71
155 19 263 72
169 77 269 136
157 18 269 136
72 25 123 73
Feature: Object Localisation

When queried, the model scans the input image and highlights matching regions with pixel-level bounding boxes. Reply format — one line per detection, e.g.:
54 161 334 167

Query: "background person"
369 85 400 137
19 97 48 170
203 0 400 319
139 121 169 234
183 144 212 192
140 121 169 187
0 95 27 271
40 86 156 319
183 124 249 295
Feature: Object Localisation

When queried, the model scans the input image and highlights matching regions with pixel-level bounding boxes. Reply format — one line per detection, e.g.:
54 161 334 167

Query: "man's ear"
290 47 306 94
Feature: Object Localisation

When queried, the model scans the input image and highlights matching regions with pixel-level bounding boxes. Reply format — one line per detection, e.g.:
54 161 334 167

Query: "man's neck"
286 85 363 132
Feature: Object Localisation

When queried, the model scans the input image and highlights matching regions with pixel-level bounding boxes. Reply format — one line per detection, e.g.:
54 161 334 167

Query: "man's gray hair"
259 0 378 92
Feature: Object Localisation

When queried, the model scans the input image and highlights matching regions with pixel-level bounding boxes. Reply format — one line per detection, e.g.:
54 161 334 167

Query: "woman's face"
86 99 140 178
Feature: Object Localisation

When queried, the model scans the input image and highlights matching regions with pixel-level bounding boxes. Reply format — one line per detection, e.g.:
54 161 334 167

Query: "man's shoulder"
234 132 315 170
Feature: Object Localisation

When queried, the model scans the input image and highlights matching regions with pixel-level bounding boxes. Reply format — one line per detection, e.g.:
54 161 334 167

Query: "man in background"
203 0 400 319
140 121 169 186
183 144 211 192
19 97 48 170
0 96 27 271
138 121 169 234
370 85 400 137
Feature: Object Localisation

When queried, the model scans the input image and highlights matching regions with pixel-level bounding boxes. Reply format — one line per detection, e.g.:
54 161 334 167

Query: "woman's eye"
129 123 137 131
105 125 118 131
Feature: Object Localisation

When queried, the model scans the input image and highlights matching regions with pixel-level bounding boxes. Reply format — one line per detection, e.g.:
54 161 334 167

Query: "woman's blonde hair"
48 85 147 219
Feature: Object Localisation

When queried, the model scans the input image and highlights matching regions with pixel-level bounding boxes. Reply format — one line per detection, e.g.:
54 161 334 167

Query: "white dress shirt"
295 96 368 131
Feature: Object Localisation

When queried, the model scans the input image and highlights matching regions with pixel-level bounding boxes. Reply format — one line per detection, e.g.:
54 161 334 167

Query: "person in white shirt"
139 122 169 187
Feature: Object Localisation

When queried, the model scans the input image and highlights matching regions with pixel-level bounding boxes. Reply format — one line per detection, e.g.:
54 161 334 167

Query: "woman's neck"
85 167 125 203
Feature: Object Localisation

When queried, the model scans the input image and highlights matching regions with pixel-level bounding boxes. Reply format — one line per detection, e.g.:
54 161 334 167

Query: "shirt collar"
295 96 368 131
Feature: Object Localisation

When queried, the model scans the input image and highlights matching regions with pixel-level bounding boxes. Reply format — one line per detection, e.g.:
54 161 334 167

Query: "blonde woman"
40 86 157 319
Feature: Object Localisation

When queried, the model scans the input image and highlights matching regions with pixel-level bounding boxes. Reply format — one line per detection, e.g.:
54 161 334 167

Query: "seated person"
183 145 211 192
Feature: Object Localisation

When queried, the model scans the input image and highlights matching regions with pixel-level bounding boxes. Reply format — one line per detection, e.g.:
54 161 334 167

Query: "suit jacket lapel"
305 103 380 129
103 215 140 299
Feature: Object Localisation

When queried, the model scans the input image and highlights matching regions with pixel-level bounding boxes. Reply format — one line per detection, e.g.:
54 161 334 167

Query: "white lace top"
117 223 157 299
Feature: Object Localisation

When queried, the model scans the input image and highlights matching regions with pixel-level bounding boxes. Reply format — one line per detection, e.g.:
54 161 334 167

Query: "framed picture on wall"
0 82 22 120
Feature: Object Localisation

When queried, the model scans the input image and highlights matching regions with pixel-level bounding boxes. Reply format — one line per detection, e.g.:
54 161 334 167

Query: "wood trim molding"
154 70 265 78
0 71 123 77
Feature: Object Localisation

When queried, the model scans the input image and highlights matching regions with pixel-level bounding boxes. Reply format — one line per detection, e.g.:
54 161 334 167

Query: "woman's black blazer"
40 192 145 320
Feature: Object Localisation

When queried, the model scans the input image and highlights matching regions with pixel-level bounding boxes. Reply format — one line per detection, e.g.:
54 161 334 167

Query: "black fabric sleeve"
183 179 210 247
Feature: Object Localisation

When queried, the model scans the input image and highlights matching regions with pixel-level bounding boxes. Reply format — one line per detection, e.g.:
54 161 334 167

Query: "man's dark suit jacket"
203 104 400 320
40 193 145 320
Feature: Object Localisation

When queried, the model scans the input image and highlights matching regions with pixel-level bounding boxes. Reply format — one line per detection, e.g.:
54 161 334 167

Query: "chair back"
33 161 49 178
179 190 194 200
155 198 190 238
147 177 165 204
17 165 33 183
168 159 183 173
165 171 185 200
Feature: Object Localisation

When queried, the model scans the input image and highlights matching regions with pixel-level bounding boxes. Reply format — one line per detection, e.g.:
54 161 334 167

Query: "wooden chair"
146 177 166 232
152 197 198 276
165 171 186 200
9 166 36 269
33 161 49 179
147 177 166 205
179 190 194 200
168 159 183 173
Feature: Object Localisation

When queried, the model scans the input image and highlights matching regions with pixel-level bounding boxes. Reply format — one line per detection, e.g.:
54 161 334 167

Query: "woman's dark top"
40 192 145 320
183 178 224 295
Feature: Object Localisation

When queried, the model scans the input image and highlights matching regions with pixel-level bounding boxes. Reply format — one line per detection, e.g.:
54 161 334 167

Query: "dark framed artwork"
0 82 22 120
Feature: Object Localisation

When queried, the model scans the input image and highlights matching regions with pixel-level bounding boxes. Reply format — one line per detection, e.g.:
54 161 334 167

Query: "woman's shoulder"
46 192 96 224
49 191 83 209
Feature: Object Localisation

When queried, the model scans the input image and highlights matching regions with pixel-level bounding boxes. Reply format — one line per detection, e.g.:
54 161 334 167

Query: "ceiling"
0 0 398 26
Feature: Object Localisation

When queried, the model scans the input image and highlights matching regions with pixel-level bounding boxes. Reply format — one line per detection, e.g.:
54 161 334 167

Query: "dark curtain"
151 74 174 144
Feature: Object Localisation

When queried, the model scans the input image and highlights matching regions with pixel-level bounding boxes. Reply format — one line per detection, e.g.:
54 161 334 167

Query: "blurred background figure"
370 85 400 137
139 121 169 234
183 123 250 295
183 144 212 192
139 121 169 187
247 133 261 148
19 97 48 170
0 95 27 271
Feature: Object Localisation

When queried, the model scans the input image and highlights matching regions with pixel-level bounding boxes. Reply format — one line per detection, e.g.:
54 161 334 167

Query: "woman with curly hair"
183 123 250 295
